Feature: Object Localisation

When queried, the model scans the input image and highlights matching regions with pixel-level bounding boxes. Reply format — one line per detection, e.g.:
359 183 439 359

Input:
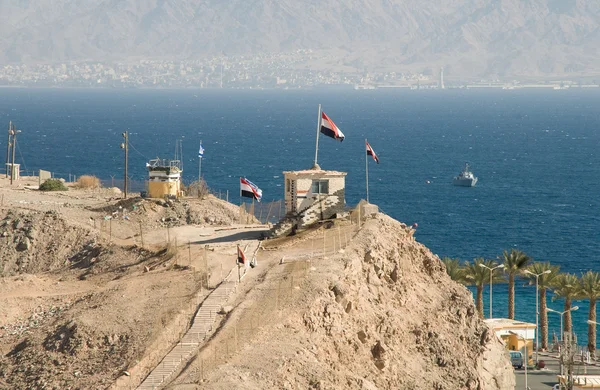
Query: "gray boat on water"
453 163 478 187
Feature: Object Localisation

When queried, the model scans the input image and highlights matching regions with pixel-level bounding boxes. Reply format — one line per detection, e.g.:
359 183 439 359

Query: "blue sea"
1 87 599 345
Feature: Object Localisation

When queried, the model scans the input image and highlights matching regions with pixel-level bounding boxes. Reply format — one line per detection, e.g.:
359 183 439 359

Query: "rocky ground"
0 175 514 390
168 215 515 390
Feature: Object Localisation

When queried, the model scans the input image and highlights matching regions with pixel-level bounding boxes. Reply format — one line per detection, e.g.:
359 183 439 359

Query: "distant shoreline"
0 84 599 92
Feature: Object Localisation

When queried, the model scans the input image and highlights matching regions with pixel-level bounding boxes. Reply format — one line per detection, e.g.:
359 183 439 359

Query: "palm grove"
443 249 600 354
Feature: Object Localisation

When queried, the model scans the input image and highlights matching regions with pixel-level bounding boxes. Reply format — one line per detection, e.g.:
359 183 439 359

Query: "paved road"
514 353 600 389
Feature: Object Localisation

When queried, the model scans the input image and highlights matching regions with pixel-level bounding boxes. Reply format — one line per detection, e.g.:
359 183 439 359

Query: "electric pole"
121 131 128 199
6 121 12 178
9 125 20 185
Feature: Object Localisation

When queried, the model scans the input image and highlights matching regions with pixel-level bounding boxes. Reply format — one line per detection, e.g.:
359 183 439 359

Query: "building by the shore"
146 158 183 199
485 318 536 366
270 164 346 236
283 165 346 225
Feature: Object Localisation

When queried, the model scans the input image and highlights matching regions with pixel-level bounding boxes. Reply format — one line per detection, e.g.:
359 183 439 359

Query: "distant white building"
440 67 445 89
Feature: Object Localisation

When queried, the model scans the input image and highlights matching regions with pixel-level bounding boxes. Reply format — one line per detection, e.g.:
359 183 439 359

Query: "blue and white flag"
198 142 204 158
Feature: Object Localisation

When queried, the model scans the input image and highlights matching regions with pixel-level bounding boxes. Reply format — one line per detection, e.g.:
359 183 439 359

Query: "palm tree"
579 271 600 354
464 258 504 318
441 257 465 284
502 249 531 319
551 273 581 337
523 262 560 351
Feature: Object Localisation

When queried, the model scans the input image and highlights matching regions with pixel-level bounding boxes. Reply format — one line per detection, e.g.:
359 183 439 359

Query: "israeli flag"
198 142 204 158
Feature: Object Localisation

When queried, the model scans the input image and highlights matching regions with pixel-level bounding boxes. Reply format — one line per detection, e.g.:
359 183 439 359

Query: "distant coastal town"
1 53 599 90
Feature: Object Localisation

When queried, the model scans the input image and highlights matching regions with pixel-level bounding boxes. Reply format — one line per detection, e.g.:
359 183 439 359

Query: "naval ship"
453 163 478 187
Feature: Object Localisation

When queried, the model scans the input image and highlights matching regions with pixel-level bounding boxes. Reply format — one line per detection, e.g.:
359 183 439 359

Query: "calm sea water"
1 87 599 345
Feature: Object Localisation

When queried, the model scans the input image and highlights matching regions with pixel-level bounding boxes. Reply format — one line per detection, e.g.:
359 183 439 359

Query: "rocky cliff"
179 214 515 389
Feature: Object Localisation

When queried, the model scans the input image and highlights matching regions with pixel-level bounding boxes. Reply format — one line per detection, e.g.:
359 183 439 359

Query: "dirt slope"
0 209 95 276
172 214 514 390
0 175 514 389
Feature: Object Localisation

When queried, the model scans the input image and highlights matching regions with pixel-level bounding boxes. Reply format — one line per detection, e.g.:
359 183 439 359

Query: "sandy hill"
0 176 513 389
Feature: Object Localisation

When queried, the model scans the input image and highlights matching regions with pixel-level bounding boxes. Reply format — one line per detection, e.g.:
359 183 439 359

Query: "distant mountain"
1 0 599 78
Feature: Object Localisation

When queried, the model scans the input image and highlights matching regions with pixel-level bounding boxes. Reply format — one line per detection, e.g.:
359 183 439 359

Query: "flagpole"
237 244 241 283
198 140 202 180
313 104 322 168
365 139 369 203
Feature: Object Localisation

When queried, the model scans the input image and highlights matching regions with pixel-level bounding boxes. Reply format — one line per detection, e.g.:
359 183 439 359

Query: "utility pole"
121 131 129 198
5 121 12 178
10 125 20 185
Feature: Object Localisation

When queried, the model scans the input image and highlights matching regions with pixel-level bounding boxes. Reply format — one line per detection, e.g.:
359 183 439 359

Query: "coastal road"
514 354 600 389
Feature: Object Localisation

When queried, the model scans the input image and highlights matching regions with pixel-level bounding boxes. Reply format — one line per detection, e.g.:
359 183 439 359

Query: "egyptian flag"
366 140 380 164
320 112 345 142
237 246 246 265
240 177 263 202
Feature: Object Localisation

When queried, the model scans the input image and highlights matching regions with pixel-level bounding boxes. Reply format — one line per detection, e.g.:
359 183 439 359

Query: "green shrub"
39 179 68 191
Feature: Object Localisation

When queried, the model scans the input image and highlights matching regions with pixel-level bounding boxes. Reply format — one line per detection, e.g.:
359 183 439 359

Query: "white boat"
453 163 478 187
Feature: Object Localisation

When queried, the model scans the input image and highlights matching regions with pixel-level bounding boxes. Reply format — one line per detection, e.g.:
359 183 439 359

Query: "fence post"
139 221 144 248
265 201 274 225
234 320 238 351
276 281 281 311
322 229 326 260
204 245 209 288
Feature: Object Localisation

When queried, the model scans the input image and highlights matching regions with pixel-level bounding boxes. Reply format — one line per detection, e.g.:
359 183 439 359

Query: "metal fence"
238 199 286 225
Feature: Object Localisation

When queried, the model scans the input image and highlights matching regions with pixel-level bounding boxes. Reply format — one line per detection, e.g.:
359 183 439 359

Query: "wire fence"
174 221 358 386
192 263 308 381
238 199 286 225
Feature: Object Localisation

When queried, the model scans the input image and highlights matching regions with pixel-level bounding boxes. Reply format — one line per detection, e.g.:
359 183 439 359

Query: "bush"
76 175 101 189
188 179 209 199
39 179 68 192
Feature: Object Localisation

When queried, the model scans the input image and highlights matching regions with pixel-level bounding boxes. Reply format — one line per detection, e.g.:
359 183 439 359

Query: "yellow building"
146 158 182 199
485 318 536 366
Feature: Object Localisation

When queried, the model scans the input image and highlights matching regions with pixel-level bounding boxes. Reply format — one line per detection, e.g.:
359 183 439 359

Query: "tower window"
311 179 329 194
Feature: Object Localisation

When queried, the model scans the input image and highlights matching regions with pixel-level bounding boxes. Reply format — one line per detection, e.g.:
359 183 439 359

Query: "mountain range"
1 0 599 78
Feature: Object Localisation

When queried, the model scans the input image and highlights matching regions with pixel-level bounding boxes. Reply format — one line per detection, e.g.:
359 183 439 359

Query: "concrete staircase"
137 278 238 389
269 215 295 237
270 194 340 238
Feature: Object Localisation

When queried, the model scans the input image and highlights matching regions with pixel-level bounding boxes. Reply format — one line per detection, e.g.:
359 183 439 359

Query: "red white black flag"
366 140 380 164
237 246 246 265
240 177 263 202
320 112 345 142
